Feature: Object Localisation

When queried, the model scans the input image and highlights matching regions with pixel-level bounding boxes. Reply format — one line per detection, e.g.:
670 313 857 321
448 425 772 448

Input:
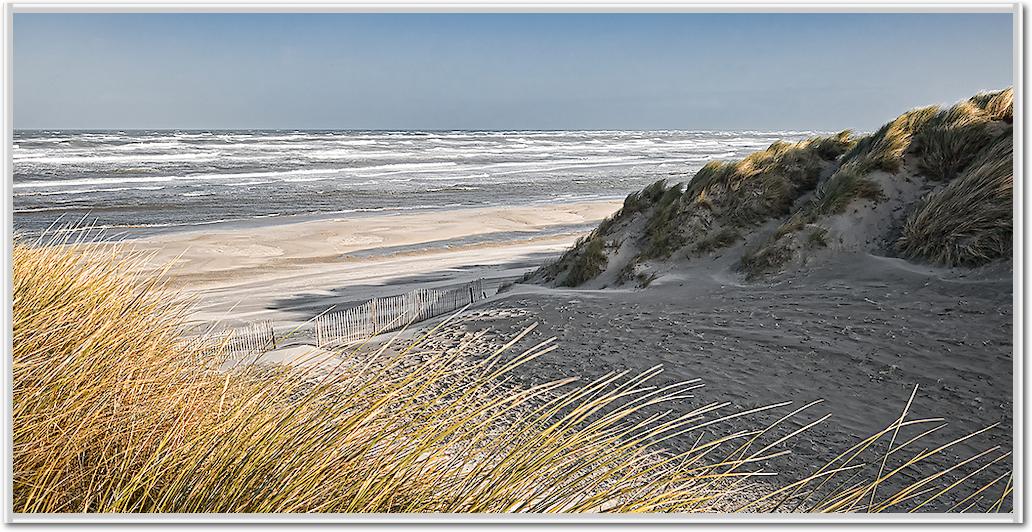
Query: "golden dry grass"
839 105 941 176
741 88 1013 275
897 132 1013 266
13 238 1012 513
969 88 1014 123
910 101 1009 182
683 132 856 226
11 237 784 512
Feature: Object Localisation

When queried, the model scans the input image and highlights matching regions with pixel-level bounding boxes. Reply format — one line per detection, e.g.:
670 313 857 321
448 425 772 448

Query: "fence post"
296 278 493 350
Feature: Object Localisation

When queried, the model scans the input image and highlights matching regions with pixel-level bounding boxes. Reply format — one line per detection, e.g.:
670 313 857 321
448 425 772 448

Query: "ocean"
13 130 819 238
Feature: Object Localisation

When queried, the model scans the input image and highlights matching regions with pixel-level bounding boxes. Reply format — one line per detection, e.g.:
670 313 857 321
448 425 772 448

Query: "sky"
13 12 1014 131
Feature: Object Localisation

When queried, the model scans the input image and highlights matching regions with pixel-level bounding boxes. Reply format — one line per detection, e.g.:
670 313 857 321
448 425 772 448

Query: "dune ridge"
530 88 1013 288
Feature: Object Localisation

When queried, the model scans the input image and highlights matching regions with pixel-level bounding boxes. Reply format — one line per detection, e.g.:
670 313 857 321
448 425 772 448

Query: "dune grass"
968 88 1014 124
682 132 855 227
622 179 678 216
637 133 853 261
15 236 764 513
909 101 1009 182
640 182 687 259
559 234 610 287
738 240 795 279
740 88 1013 276
538 88 1013 285
693 227 742 254
13 238 1012 513
897 132 1014 266
538 133 855 284
838 105 941 176
811 169 886 216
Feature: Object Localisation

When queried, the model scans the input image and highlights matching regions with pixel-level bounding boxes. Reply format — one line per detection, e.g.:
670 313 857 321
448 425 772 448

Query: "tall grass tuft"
968 88 1013 123
559 235 610 287
839 106 940 175
683 132 856 227
909 101 1008 182
897 132 1013 266
13 238 1011 513
811 169 885 216
12 237 773 512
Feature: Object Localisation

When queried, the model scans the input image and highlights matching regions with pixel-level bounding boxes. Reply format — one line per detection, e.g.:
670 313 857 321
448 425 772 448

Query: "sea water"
13 129 819 238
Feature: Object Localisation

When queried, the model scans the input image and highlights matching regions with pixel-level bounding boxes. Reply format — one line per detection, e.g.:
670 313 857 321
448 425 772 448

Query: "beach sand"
125 199 623 327
439 253 1013 509
123 198 1011 511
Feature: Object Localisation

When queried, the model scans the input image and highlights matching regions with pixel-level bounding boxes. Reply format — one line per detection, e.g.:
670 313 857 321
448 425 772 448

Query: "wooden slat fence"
223 320 276 358
316 279 486 347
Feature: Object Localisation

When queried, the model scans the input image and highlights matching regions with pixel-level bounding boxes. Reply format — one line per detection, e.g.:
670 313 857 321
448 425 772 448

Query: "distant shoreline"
20 194 627 243
14 129 821 240
115 197 623 326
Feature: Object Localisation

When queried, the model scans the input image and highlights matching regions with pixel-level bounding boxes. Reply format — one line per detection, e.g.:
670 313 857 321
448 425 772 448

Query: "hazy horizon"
13 127 842 132
15 12 1014 131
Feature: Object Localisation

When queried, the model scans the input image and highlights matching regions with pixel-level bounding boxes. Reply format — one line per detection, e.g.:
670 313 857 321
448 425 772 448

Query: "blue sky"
13 12 1014 130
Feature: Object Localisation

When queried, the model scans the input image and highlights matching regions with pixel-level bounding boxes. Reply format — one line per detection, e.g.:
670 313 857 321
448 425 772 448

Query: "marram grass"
13 238 1012 513
897 131 1013 266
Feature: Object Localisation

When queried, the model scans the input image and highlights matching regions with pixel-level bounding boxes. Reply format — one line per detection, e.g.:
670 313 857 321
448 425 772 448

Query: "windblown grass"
738 240 795 278
641 181 687 259
683 132 855 227
969 88 1014 123
623 179 678 215
537 88 1013 285
547 133 856 282
693 227 742 254
838 106 940 175
13 236 765 512
741 162 884 278
559 234 610 287
638 133 854 261
897 132 1013 266
909 101 1008 182
811 169 886 216
13 238 1012 513
743 88 1013 275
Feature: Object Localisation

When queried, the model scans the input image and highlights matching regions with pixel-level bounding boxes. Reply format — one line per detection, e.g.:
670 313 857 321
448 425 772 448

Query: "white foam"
14 168 345 189
14 152 218 164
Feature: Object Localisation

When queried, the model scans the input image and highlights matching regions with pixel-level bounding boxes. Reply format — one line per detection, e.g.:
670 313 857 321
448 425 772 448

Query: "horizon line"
13 127 842 133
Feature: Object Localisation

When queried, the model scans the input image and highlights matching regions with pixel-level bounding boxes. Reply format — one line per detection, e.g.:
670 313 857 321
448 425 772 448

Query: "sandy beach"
124 199 623 326
451 254 1013 494
81 95 1013 512
118 196 1012 512
12 11 1016 516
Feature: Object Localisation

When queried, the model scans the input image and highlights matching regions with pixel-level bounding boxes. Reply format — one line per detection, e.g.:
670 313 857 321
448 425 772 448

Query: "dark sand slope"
493 89 1015 511
445 252 1011 511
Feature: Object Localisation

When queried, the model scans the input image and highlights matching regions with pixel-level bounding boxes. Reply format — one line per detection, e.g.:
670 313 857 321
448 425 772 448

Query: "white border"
1 2 1022 525
5 2 1021 12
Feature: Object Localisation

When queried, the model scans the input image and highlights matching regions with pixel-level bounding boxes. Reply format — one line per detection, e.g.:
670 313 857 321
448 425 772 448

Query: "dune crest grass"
13 238 1011 513
897 132 1014 265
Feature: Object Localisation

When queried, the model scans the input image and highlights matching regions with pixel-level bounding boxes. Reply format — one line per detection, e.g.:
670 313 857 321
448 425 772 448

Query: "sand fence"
216 279 488 357
222 320 277 358
315 279 486 347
